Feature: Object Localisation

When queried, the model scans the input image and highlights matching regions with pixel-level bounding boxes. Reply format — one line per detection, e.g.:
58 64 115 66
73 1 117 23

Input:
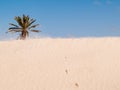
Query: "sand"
0 37 120 90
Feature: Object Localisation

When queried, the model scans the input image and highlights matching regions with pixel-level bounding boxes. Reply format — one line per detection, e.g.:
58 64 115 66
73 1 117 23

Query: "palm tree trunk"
20 30 28 40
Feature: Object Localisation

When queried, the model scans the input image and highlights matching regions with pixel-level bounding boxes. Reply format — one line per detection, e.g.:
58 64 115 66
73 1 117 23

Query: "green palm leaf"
9 23 19 27
30 30 41 32
28 24 39 29
7 28 22 33
15 16 23 27
28 19 36 27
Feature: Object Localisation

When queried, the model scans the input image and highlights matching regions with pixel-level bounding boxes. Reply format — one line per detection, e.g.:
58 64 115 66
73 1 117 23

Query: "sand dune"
0 37 120 90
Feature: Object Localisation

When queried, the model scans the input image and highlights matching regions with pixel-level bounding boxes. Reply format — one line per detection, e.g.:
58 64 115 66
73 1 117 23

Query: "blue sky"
0 0 120 39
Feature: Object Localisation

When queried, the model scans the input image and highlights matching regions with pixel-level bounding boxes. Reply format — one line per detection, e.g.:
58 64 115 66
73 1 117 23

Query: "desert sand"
0 37 120 90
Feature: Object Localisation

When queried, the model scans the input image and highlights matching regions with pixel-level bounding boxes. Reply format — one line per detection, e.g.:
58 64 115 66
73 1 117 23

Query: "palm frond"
28 24 39 29
6 27 22 33
9 23 19 27
9 27 22 30
7 28 22 33
23 14 30 28
15 16 23 27
30 30 41 32
27 19 36 27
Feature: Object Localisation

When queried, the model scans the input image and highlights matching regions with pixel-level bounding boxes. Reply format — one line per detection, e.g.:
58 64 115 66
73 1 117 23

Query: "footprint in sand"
75 83 79 87
65 69 68 74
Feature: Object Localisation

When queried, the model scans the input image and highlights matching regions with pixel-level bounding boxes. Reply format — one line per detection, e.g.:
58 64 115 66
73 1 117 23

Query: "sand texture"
0 38 120 90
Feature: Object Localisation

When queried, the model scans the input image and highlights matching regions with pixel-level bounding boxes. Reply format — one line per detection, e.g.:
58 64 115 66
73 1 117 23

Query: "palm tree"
8 15 41 40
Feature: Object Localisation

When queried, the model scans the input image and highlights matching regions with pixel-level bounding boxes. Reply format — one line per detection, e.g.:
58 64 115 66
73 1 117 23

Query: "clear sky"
0 0 120 39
